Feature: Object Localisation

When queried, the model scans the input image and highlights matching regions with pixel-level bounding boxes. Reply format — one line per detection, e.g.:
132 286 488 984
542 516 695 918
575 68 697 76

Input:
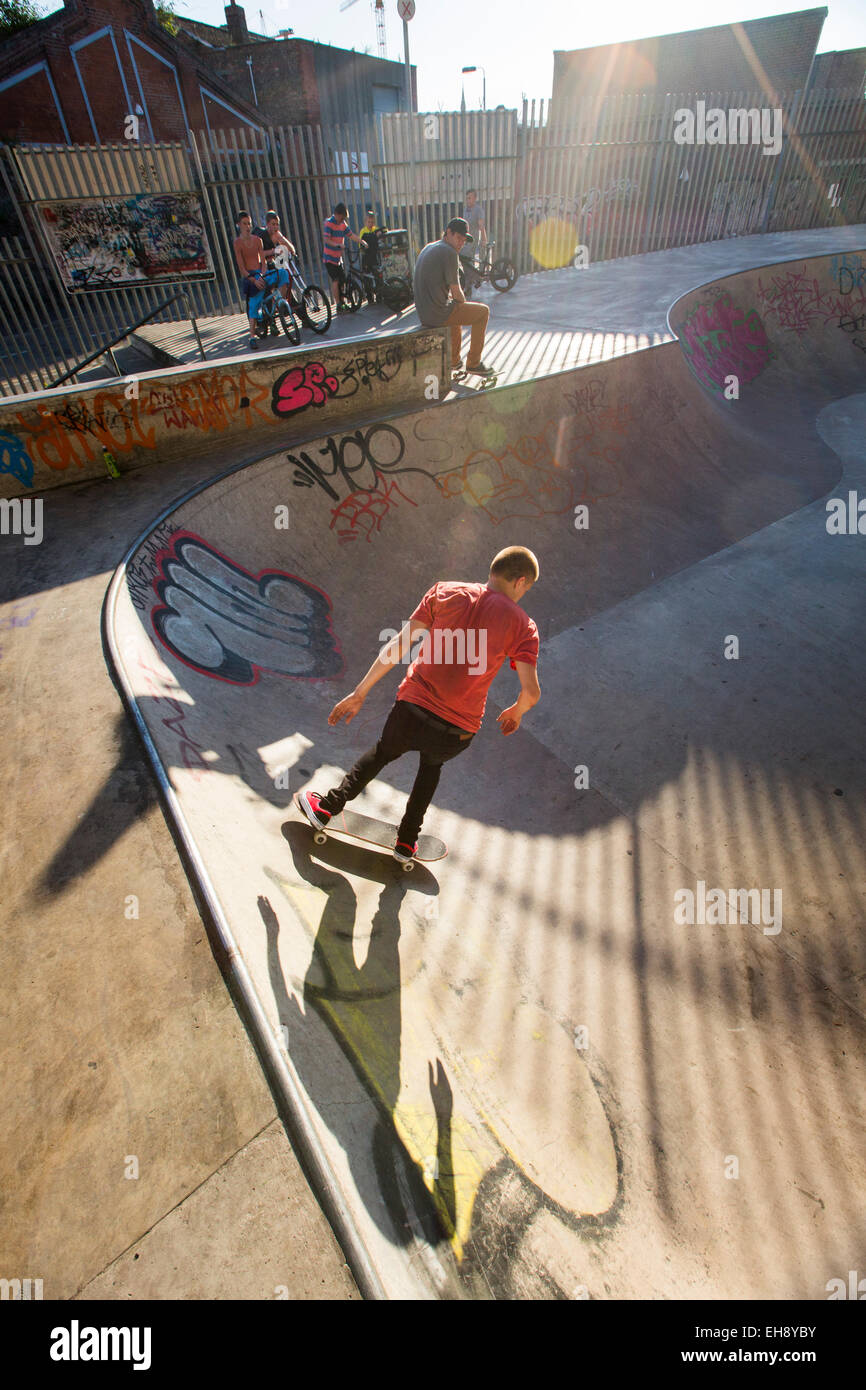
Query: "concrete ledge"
0 329 447 498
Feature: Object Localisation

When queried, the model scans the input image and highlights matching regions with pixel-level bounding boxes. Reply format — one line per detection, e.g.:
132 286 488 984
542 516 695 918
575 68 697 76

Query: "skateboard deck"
452 368 498 390
294 794 447 871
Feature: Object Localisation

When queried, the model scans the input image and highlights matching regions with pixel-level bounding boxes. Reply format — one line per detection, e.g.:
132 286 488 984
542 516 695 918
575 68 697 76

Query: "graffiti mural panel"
36 193 214 291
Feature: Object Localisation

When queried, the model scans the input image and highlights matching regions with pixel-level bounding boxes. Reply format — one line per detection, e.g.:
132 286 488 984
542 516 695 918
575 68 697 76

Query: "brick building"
0 0 264 144
177 3 416 127
552 8 845 107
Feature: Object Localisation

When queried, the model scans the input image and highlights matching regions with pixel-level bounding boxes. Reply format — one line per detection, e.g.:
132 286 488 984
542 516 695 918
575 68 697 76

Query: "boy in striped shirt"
322 202 364 312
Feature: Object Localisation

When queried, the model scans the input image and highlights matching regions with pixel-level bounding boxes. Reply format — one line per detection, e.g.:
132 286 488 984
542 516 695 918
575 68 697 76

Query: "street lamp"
461 65 486 111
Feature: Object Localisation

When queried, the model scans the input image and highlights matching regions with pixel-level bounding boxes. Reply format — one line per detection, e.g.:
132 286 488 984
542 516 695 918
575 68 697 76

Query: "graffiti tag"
12 367 270 477
272 362 339 417
330 477 418 543
0 431 34 488
287 423 431 502
756 264 866 337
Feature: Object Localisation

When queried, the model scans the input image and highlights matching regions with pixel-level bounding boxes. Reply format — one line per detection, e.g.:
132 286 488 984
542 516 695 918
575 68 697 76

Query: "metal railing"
49 291 207 388
1 92 864 394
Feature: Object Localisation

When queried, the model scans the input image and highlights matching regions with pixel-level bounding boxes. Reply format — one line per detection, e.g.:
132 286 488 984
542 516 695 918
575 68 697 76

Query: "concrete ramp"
106 249 866 1298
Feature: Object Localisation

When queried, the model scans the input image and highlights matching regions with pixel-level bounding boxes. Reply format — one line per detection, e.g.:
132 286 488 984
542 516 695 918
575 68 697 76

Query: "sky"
167 0 866 110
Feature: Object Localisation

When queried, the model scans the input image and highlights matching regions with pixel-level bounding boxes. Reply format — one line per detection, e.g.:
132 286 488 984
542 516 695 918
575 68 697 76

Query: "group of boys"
233 204 385 348
234 190 494 373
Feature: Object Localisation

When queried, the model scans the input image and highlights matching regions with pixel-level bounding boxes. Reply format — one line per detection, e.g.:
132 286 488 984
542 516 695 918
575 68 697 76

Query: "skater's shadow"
259 822 457 1250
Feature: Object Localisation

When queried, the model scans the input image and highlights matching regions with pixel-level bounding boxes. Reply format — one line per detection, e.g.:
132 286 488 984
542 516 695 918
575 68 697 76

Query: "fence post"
762 88 801 234
641 93 672 255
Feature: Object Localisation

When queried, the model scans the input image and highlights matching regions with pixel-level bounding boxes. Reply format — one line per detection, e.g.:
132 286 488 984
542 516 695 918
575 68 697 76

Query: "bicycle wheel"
277 300 300 346
343 278 362 313
382 277 412 312
490 259 518 292
300 285 332 335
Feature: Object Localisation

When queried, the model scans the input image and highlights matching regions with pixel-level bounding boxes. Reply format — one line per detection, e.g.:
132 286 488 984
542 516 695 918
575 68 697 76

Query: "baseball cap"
447 217 473 241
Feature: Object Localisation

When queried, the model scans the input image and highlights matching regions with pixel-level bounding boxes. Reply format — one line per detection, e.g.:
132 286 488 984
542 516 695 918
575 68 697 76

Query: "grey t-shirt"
413 239 460 327
463 201 485 247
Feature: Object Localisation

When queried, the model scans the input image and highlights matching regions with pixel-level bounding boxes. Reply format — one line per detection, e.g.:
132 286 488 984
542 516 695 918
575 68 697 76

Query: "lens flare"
529 217 578 269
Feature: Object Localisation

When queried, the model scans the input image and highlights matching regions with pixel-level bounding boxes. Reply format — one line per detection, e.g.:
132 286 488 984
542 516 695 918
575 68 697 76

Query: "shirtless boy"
233 210 267 349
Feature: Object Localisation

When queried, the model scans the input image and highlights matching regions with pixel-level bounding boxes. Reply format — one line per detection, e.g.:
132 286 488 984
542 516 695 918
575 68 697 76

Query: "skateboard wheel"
402 861 414 872
314 832 327 844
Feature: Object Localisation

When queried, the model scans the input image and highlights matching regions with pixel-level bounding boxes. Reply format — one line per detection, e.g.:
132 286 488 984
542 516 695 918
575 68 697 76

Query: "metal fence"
1 87 864 395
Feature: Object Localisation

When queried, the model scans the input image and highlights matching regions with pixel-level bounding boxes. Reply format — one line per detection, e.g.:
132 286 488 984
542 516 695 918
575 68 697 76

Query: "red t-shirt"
396 582 539 733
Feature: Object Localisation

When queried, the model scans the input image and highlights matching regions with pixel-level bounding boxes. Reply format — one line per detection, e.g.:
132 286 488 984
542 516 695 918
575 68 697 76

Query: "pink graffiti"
272 362 339 417
679 293 773 392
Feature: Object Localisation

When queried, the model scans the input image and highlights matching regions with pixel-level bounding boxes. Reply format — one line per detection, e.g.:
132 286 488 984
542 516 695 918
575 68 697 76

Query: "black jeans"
320 700 474 842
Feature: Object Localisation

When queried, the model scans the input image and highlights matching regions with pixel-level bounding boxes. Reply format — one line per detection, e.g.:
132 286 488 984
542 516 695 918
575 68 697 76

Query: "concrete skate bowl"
106 248 866 1300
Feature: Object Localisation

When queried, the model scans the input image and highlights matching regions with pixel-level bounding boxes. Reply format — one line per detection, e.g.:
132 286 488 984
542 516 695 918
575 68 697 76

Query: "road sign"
397 0 415 19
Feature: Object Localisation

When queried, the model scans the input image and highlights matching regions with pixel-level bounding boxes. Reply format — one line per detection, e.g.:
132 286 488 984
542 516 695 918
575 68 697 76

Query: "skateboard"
452 368 498 391
294 794 447 872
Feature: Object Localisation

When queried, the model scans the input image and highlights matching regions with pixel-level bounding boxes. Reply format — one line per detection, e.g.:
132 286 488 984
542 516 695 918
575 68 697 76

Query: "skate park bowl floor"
105 249 866 1299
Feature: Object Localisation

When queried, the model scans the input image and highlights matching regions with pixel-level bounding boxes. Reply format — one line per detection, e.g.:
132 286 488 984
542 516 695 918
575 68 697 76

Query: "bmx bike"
249 265 301 345
458 240 518 296
282 253 333 335
342 231 413 314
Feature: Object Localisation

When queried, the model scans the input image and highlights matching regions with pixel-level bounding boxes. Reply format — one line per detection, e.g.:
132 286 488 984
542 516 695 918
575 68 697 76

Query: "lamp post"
461 65 486 111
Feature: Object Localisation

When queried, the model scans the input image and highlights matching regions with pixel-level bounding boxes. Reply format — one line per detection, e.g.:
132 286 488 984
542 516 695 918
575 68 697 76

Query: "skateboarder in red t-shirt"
298 546 541 862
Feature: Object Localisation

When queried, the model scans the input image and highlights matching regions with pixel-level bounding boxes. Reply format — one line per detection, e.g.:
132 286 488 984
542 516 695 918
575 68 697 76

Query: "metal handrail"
49 291 207 388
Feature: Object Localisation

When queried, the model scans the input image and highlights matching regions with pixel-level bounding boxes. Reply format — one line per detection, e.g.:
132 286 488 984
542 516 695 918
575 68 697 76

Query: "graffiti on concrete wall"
37 193 214 292
11 367 272 479
330 477 419 543
286 422 436 541
678 292 774 392
271 342 424 417
436 429 575 522
128 645 209 779
0 430 33 489
756 262 866 337
833 252 866 297
272 362 339 417
126 519 179 612
3 334 445 491
150 532 344 684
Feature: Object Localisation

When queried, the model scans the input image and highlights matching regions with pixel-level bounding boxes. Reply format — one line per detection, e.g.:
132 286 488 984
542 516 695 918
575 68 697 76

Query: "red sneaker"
297 790 332 830
393 839 418 864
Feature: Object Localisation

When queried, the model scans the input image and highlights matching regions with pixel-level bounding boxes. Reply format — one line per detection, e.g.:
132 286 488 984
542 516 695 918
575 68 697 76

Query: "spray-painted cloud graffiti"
150 533 343 684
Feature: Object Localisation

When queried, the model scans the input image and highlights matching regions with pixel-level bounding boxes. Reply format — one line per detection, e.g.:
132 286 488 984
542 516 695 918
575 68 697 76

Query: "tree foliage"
0 0 46 38
155 1 179 36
